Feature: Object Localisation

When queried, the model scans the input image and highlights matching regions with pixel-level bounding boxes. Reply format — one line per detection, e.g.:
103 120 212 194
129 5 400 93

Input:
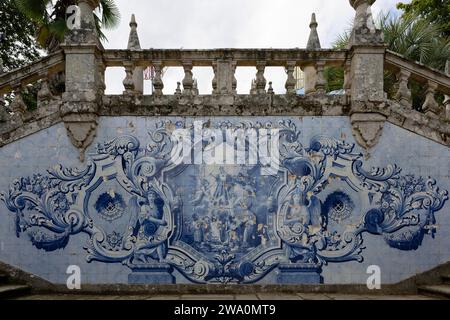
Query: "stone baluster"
422 81 440 118
123 61 135 94
182 61 194 95
285 61 297 95
394 69 412 108
212 62 218 94
232 61 237 94
97 59 106 94
250 79 257 95
343 60 352 96
255 61 267 94
445 60 450 120
315 61 326 94
152 61 164 96
37 71 53 104
10 84 26 123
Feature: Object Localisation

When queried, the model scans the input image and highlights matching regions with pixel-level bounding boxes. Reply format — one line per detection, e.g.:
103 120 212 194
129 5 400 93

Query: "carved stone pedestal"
351 112 386 151
277 263 323 284
128 263 175 284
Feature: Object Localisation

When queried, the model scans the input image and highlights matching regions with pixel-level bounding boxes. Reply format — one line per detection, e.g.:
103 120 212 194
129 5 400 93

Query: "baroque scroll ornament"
1 119 447 284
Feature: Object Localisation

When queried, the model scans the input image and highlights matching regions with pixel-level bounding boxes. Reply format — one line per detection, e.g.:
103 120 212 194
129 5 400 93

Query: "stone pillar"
348 0 385 102
213 59 237 95
60 0 104 161
348 0 387 152
127 14 143 94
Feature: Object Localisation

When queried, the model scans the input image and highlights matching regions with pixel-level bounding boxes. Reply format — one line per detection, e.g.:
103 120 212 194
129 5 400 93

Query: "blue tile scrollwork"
0 120 448 284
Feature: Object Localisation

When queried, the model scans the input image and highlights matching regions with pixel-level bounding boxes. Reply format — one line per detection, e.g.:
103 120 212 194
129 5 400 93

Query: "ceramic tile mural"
0 117 448 284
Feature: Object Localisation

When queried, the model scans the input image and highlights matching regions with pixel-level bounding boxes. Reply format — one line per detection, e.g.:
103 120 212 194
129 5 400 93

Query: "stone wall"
0 0 449 287
0 115 448 285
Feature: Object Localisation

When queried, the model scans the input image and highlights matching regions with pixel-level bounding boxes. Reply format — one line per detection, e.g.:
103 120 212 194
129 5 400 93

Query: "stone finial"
62 0 102 46
193 79 199 95
306 13 321 50
127 14 143 94
175 82 182 95
267 82 274 95
348 0 383 46
250 79 257 95
127 14 141 50
78 0 100 32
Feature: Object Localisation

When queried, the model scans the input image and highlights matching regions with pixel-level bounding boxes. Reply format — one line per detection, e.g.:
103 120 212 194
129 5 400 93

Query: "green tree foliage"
397 0 450 37
14 0 120 52
0 0 42 71
0 0 42 111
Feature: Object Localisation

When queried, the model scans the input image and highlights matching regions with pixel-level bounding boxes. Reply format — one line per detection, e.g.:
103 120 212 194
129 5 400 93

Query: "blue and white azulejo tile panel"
0 116 448 284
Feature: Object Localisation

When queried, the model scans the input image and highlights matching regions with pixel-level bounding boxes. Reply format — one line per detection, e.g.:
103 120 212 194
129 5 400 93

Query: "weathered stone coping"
0 51 65 95
103 49 348 68
0 95 448 149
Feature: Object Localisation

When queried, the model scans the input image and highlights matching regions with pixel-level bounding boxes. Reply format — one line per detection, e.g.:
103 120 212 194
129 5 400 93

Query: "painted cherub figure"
129 190 168 263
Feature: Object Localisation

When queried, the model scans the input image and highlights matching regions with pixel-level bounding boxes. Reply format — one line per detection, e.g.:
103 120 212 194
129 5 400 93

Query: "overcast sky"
102 0 404 95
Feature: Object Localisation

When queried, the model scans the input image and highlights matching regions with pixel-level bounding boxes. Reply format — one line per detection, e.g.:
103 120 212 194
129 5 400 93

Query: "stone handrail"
103 49 348 67
0 51 65 95
385 50 450 117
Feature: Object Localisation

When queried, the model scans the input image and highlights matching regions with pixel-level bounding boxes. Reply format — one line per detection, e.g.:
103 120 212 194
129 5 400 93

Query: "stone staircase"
418 275 450 299
0 272 30 299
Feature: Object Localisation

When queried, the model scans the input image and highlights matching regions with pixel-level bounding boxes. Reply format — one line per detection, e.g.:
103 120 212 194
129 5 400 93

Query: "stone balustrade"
103 48 348 96
0 0 449 158
386 50 450 118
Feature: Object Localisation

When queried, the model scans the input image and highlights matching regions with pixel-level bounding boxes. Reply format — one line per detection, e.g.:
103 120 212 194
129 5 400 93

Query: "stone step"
419 285 450 299
0 273 8 283
441 275 450 284
0 285 30 299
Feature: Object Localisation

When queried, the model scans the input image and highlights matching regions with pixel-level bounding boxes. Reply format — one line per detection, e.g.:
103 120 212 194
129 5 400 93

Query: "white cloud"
102 0 403 95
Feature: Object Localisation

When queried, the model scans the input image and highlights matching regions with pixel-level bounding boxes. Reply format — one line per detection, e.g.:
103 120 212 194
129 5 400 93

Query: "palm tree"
14 0 120 52
328 13 450 110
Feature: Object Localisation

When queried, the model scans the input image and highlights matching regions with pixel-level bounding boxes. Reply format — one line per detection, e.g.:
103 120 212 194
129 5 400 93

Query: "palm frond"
14 0 50 23
99 0 121 29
